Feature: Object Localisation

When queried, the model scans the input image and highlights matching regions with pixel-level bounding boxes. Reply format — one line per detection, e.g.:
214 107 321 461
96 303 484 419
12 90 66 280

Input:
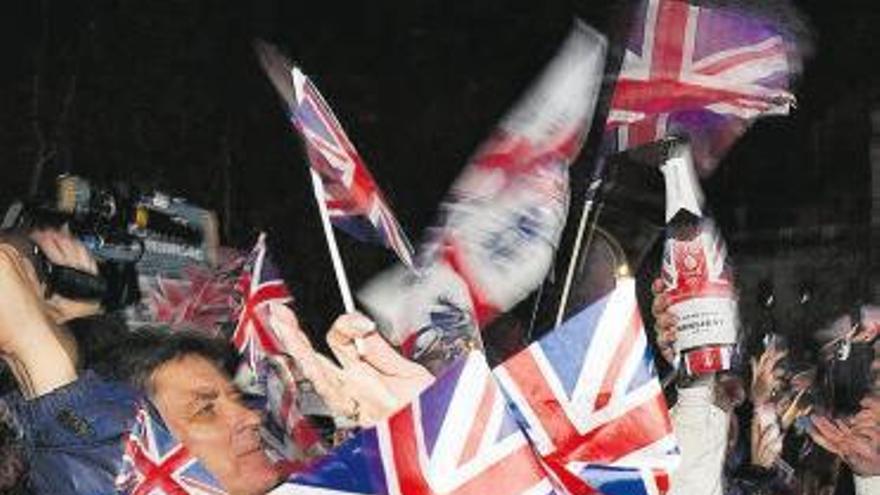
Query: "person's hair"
106 328 238 396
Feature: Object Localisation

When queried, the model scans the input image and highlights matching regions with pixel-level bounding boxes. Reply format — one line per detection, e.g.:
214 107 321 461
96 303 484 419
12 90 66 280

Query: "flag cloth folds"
290 66 415 268
270 351 564 495
359 20 608 368
255 41 414 267
605 0 796 173
117 403 227 495
231 233 293 376
494 278 679 495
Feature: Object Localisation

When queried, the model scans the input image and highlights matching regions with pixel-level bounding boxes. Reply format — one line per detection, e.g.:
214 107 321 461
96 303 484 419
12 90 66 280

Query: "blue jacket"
5 371 140 494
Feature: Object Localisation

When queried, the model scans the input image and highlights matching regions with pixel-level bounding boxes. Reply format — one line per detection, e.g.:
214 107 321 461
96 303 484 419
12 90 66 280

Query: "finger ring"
347 398 360 423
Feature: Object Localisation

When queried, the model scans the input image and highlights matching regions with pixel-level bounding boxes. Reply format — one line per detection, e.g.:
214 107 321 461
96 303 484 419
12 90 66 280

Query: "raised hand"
30 228 102 323
751 408 783 468
809 414 880 476
325 312 434 425
651 278 677 365
750 345 788 407
270 304 434 427
0 241 76 397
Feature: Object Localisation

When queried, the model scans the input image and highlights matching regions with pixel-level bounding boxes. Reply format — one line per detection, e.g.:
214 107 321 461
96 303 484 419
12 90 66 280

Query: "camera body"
1 175 219 310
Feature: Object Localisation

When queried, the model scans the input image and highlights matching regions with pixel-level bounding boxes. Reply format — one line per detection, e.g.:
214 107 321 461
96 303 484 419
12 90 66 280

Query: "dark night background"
0 0 878 339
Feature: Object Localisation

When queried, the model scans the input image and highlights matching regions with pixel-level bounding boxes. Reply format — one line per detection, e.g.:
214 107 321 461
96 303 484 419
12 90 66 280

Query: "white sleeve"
854 474 880 495
669 383 730 495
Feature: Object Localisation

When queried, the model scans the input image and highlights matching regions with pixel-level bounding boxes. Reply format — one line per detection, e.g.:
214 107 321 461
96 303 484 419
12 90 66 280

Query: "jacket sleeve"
6 371 140 495
668 382 729 495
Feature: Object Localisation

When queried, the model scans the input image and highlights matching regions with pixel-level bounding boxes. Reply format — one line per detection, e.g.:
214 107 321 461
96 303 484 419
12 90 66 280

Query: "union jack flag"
118 403 227 495
270 352 563 495
606 0 796 172
494 278 679 495
232 233 293 377
288 66 415 268
360 21 607 369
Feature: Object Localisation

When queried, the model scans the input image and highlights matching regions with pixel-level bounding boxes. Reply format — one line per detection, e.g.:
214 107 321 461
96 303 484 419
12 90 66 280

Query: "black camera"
2 175 217 310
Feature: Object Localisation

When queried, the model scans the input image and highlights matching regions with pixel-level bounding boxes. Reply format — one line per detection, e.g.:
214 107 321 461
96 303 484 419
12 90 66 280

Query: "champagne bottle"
660 139 738 376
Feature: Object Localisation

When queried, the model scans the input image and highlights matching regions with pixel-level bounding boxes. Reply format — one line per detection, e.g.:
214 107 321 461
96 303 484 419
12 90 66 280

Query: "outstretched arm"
0 241 77 399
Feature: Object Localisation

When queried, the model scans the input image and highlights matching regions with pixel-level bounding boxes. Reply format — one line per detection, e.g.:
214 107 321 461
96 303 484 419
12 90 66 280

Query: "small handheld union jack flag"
254 40 414 269
117 402 227 495
232 233 293 380
290 66 415 268
231 234 326 466
494 278 680 495
605 0 797 172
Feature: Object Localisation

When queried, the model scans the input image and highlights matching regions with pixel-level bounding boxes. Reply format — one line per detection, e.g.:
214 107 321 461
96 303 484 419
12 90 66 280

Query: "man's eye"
194 403 216 418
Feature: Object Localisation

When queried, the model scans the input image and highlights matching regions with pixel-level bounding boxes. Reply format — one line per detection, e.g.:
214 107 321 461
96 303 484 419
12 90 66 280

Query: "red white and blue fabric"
494 278 679 495
605 0 795 171
118 403 227 495
290 67 415 268
359 22 607 365
232 233 293 375
261 355 326 467
231 235 324 462
270 352 563 495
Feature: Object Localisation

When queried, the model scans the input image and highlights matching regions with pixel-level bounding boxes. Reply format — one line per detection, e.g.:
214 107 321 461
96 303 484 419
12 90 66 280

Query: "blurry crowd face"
150 355 280 495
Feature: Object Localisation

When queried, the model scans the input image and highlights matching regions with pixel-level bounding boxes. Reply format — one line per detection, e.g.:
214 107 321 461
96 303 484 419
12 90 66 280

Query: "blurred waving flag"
270 352 563 495
118 403 227 495
360 21 608 369
494 278 679 495
255 42 415 268
605 0 797 173
232 233 293 374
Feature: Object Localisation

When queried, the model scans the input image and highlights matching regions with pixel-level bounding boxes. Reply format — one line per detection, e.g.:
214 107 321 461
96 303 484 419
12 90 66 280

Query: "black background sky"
1 0 878 333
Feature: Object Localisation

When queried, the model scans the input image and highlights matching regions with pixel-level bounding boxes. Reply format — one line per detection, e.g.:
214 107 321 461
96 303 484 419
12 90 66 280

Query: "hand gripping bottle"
660 140 738 376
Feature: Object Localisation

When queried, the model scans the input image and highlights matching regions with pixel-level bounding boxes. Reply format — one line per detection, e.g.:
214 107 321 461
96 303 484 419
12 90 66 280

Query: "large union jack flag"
360 21 607 369
494 278 679 495
289 67 415 268
606 0 796 172
118 403 227 495
232 233 293 374
270 352 563 495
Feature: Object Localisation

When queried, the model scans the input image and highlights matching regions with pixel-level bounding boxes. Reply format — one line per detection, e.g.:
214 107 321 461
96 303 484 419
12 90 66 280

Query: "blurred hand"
750 345 788 407
30 229 102 324
651 278 677 365
270 304 434 427
809 414 880 476
751 407 784 468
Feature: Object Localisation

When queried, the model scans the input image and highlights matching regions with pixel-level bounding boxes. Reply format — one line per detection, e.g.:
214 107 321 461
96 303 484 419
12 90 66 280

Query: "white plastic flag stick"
310 168 355 313
554 171 603 328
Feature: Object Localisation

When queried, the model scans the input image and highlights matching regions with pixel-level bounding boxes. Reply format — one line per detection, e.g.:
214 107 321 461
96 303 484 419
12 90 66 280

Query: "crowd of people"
0 227 877 494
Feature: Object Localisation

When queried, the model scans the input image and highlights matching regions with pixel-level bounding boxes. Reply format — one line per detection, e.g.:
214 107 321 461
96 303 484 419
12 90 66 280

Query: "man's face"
151 354 279 495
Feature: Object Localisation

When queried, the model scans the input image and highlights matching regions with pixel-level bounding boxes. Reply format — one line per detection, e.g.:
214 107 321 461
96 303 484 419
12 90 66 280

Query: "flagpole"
554 159 606 328
310 169 356 313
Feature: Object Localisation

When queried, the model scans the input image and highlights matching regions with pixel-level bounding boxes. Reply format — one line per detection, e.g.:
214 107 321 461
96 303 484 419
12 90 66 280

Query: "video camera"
1 175 219 310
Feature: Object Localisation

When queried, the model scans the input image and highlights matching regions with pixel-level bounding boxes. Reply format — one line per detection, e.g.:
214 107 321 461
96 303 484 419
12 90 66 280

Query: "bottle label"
669 296 738 350
683 344 733 375
663 218 738 351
